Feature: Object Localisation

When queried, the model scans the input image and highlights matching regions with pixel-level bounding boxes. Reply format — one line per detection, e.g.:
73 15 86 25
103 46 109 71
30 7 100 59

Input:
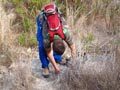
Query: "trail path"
31 55 68 90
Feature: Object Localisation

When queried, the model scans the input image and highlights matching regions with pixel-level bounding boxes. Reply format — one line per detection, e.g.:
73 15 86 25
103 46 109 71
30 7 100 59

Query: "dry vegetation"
0 61 35 90
57 1 120 90
57 47 120 90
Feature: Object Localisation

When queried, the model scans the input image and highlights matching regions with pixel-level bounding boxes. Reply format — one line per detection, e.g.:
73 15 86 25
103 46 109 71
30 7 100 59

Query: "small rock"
27 48 31 53
0 54 12 68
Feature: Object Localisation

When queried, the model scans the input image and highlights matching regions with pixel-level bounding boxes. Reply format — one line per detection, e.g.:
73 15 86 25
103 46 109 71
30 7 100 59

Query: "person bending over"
36 3 76 78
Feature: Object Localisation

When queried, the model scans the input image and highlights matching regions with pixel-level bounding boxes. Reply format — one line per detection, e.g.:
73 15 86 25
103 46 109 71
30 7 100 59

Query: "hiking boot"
42 67 50 78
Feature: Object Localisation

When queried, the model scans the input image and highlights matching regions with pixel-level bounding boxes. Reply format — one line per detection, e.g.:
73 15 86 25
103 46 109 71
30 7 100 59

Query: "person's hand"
55 66 60 74
46 48 60 74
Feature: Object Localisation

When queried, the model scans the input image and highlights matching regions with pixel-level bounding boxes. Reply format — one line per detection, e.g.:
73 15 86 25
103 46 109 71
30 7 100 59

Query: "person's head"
52 39 65 55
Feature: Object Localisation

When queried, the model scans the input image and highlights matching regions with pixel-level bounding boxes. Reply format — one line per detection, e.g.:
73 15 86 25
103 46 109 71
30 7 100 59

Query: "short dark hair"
53 39 65 55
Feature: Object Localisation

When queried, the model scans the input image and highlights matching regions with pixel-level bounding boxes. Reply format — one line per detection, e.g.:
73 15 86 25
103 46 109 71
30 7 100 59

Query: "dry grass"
57 48 120 90
0 3 36 89
0 61 35 90
57 1 120 89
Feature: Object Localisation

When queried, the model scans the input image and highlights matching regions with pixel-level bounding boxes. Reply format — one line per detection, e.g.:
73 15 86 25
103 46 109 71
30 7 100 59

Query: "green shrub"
11 0 24 6
11 0 52 47
85 33 95 44
29 34 38 47
18 33 37 47
18 33 26 46
10 0 120 47
83 33 95 52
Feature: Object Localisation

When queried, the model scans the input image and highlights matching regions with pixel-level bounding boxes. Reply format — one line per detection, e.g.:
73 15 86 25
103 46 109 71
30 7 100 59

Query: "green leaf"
15 8 24 14
11 0 23 6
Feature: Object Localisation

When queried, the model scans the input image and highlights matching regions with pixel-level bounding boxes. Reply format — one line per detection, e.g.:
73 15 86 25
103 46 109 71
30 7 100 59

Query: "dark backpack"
43 4 65 42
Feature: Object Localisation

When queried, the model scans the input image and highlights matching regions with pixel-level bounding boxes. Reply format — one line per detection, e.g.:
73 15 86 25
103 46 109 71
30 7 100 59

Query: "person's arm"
44 40 60 74
45 47 60 74
60 13 77 58
64 29 77 58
